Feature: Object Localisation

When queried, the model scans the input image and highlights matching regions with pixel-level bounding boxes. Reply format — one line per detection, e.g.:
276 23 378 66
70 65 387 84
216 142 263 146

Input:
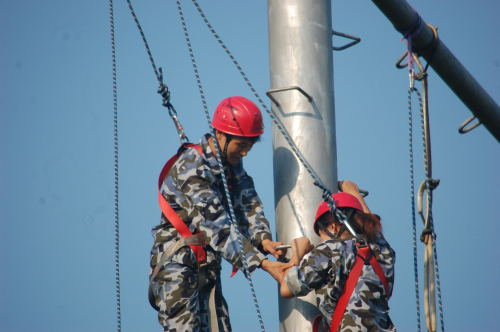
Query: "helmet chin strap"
216 133 231 159
319 209 355 240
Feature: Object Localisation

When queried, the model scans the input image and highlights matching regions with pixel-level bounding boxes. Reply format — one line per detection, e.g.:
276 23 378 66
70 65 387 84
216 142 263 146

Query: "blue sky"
1 1 499 331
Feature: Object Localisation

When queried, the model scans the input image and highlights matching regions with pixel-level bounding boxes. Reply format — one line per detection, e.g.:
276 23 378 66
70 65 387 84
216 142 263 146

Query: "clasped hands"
261 237 314 283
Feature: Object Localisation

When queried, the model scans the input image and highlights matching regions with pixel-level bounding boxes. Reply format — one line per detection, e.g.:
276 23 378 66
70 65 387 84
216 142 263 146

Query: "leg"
153 250 200 332
198 269 232 332
214 275 232 332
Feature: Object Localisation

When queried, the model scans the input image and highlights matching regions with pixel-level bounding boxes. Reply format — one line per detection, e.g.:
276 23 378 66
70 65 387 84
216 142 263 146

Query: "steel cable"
176 1 266 330
190 0 354 238
126 0 188 144
110 1 121 331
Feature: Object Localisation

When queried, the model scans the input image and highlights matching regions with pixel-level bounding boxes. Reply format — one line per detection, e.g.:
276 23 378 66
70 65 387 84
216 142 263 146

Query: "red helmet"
211 96 264 137
313 192 363 235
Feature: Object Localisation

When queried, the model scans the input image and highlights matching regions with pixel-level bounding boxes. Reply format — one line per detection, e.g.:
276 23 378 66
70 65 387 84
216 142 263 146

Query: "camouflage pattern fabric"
285 235 396 332
150 134 272 331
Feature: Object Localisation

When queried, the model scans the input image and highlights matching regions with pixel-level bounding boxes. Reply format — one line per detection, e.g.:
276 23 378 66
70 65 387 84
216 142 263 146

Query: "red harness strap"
328 246 389 332
158 143 206 263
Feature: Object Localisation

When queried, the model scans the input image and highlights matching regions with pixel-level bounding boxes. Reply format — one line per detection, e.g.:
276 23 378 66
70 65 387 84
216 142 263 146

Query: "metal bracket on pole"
266 86 313 107
332 29 361 51
459 115 481 134
396 50 410 69
338 181 369 197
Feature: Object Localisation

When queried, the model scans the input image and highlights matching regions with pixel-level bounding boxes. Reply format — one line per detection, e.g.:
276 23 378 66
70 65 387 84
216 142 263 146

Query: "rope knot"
158 84 171 107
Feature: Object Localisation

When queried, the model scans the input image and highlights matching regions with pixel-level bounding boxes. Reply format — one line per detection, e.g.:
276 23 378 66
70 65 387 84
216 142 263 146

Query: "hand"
261 239 287 259
289 237 314 265
339 180 371 213
261 260 294 283
340 180 360 196
291 237 314 255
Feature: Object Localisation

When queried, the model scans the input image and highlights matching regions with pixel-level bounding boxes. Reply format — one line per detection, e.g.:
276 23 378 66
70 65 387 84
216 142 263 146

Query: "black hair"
224 132 262 144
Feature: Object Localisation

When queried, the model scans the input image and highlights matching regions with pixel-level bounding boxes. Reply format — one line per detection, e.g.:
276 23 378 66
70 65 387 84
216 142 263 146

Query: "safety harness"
313 242 389 332
148 143 209 311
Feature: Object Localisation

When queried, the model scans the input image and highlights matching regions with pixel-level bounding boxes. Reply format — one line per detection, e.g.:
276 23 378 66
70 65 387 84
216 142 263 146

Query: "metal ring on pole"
266 86 313 107
396 50 409 69
358 189 369 197
415 24 439 57
458 115 481 134
331 29 361 51
337 181 369 198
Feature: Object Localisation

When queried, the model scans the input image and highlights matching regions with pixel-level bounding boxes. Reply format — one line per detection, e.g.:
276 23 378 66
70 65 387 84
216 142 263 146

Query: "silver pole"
267 1 337 331
372 0 500 143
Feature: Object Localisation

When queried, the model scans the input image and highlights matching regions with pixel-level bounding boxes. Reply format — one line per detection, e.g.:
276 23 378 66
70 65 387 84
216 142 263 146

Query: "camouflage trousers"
151 248 232 332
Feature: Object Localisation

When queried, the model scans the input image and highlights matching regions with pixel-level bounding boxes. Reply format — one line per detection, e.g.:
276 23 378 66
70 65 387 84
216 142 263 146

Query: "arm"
280 242 334 299
289 237 314 266
340 180 371 213
170 150 266 275
259 260 296 298
234 168 285 258
279 237 314 298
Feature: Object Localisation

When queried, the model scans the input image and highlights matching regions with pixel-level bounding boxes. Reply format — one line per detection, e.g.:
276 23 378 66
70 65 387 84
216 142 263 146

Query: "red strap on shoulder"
368 252 389 295
158 144 206 262
330 246 389 331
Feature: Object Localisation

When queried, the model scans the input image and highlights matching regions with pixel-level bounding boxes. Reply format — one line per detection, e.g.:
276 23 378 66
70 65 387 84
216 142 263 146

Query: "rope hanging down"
176 1 267 331
189 0 356 239
404 41 445 331
125 1 358 329
109 1 121 331
408 84 422 332
126 0 188 145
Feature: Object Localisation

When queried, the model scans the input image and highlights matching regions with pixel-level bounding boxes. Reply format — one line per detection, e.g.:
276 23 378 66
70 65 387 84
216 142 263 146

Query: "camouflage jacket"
285 236 396 331
150 134 272 277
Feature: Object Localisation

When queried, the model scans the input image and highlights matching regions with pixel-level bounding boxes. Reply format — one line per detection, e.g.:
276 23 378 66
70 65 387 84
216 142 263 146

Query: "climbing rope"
109 1 121 331
417 88 445 332
190 0 355 237
407 63 445 332
408 85 422 332
176 1 266 331
126 0 188 145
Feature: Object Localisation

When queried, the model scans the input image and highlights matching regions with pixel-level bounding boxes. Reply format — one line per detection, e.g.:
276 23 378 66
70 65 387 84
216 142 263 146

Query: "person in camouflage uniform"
150 96 286 332
269 181 396 332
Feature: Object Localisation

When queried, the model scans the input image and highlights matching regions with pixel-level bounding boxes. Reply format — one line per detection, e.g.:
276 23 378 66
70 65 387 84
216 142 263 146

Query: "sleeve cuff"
285 266 312 296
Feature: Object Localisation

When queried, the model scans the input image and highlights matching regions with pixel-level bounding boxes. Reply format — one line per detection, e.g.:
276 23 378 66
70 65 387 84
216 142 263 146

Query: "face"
217 132 255 164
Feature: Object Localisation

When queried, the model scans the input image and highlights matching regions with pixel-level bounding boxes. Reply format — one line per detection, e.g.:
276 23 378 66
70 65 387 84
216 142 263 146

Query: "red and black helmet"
211 96 264 137
313 192 363 236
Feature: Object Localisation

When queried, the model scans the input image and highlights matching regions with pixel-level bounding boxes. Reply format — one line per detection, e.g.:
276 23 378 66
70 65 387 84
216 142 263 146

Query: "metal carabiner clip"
409 69 415 91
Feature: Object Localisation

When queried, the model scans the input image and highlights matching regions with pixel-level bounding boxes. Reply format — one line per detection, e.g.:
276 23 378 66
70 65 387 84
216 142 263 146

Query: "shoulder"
370 237 396 270
304 239 348 264
175 147 204 172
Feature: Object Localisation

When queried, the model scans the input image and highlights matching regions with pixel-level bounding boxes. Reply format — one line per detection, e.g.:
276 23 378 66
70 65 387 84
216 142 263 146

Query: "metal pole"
267 1 337 331
372 0 500 143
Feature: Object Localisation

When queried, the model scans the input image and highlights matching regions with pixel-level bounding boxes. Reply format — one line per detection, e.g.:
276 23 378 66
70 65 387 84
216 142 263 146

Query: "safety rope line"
176 1 266 331
190 0 354 237
408 84 445 332
417 91 445 332
110 1 121 331
125 0 188 144
407 86 422 332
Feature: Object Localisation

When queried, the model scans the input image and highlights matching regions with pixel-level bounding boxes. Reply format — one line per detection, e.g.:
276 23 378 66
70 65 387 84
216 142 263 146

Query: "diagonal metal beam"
372 0 500 143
